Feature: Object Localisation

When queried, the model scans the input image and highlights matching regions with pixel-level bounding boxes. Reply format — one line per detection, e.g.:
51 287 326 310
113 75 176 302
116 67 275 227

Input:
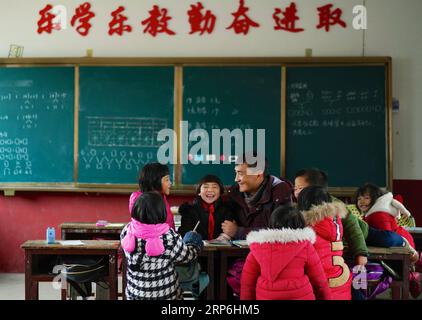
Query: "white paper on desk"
57 240 84 246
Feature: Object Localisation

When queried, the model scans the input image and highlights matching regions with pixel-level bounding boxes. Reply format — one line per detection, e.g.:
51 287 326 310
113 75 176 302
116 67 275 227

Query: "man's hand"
222 220 238 238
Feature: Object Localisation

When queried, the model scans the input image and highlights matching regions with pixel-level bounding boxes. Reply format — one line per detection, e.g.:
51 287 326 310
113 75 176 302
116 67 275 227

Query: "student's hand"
215 233 231 241
355 255 368 267
222 220 238 238
183 231 203 249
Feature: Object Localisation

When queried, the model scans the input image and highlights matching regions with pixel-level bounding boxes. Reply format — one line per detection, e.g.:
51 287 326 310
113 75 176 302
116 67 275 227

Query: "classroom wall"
0 192 191 273
1 0 422 273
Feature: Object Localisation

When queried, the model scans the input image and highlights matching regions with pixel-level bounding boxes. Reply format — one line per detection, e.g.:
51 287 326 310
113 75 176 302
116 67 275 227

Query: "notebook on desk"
230 240 249 248
203 239 232 246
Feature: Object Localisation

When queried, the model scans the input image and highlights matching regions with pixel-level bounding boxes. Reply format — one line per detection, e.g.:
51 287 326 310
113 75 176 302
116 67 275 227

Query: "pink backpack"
226 259 245 296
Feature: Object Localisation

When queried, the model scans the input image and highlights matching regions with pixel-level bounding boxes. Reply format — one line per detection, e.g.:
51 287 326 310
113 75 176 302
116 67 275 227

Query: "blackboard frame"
0 57 392 196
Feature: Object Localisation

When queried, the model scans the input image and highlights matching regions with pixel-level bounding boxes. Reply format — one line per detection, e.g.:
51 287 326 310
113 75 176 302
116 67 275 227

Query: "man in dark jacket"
222 155 293 240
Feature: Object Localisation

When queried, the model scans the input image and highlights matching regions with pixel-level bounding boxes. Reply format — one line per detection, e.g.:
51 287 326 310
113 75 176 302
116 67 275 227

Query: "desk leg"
402 256 410 300
25 252 38 300
109 253 118 300
219 251 228 300
122 257 127 300
206 251 214 300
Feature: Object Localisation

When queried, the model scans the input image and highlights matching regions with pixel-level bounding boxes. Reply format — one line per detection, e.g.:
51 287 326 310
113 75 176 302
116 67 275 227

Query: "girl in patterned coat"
121 191 203 300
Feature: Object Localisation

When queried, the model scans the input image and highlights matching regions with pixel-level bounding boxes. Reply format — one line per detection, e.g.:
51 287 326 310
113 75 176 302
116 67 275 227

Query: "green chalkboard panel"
285 66 387 187
0 67 74 183
182 67 282 186
78 67 174 184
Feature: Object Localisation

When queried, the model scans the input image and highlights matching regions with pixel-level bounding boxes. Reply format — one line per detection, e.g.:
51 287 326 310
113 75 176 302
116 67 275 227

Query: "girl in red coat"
355 183 417 251
297 186 352 300
355 183 421 298
240 205 331 300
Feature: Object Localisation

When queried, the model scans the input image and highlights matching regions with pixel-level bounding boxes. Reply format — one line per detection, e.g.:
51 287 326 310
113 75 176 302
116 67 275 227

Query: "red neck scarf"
202 201 215 240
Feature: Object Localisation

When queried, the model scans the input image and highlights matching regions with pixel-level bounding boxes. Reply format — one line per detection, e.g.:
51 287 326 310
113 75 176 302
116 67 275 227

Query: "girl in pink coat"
241 205 331 300
129 163 175 230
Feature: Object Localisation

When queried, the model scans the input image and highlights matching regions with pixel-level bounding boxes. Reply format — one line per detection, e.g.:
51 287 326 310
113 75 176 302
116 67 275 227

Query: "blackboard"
78 66 174 184
0 67 74 183
181 66 282 186
285 66 387 187
0 58 391 193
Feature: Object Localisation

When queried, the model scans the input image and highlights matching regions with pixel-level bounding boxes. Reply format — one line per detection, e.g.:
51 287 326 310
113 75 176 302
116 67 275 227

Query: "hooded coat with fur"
364 192 415 248
240 228 332 300
301 202 352 300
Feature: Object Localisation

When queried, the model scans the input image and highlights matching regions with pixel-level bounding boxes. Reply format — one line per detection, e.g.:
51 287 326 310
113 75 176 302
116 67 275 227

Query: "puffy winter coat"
302 202 352 300
364 192 415 248
240 228 332 300
178 197 238 240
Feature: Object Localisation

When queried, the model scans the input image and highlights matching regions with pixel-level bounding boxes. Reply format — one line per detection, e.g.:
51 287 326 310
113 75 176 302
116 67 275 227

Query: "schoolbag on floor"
52 256 108 299
351 262 392 300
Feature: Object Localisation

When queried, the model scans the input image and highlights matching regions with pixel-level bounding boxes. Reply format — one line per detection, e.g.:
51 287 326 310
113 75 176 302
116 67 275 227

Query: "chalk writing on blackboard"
79 148 154 171
0 137 33 176
86 116 168 148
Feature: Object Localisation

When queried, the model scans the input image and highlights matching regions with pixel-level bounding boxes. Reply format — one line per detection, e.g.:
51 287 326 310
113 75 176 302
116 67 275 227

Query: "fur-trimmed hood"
301 202 348 226
246 227 316 245
246 228 317 282
365 192 411 218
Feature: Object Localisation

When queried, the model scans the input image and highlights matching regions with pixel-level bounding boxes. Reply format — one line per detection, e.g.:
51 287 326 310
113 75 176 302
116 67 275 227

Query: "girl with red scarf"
178 174 238 241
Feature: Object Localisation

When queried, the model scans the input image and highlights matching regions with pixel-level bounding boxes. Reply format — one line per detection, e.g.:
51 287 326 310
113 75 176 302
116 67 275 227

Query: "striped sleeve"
169 230 199 264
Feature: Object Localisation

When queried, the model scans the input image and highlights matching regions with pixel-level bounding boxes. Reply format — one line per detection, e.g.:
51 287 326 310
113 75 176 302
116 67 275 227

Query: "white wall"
1 0 365 57
365 0 422 180
1 0 421 179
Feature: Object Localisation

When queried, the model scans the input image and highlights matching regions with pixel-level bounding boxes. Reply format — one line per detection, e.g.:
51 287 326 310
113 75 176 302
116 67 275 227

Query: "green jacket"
331 196 369 258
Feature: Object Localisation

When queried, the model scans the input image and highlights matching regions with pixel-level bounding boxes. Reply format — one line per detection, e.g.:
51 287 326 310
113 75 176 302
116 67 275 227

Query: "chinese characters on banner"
37 1 348 36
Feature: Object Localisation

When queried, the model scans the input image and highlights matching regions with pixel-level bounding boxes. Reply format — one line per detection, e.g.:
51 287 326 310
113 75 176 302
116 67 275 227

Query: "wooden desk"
60 222 217 300
367 246 410 300
21 240 120 300
215 245 411 300
60 222 126 299
60 222 126 240
406 227 422 251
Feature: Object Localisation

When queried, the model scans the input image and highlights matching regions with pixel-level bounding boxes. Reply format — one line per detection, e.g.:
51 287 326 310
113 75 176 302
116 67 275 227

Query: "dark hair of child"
270 205 305 229
131 191 167 224
295 168 328 189
354 183 384 209
195 174 225 196
297 185 331 211
138 163 170 192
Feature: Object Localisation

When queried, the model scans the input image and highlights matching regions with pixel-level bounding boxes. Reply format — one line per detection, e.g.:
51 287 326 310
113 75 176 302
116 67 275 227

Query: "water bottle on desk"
46 227 55 244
